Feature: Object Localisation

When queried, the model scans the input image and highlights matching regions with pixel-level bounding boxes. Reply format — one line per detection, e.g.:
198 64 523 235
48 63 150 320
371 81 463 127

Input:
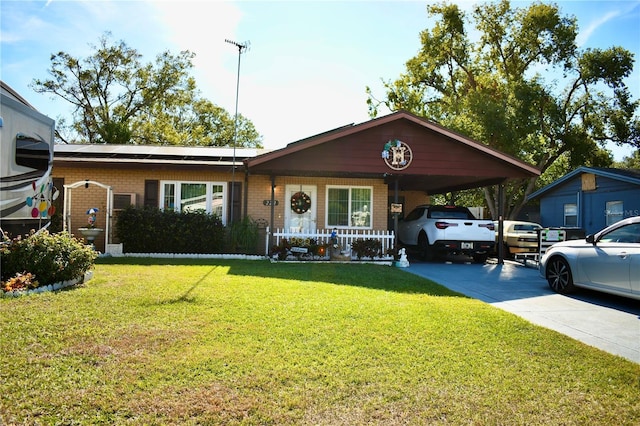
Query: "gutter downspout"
577 190 582 230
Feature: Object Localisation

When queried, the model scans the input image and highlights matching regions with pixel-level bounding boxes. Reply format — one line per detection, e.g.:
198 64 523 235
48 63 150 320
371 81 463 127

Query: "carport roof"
245 110 540 194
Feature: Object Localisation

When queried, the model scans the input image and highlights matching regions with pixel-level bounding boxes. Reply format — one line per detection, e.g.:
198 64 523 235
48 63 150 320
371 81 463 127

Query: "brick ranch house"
52 111 540 254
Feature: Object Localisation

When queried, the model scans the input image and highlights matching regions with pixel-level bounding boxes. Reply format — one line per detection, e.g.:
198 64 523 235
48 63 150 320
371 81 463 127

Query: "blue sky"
1 0 639 161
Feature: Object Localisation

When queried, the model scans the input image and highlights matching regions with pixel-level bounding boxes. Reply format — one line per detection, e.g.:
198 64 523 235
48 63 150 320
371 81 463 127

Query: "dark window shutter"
144 180 159 207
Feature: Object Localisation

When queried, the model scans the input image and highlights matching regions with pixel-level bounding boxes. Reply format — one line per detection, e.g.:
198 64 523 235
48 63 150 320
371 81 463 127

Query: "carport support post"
394 176 399 250
269 175 276 255
498 183 505 265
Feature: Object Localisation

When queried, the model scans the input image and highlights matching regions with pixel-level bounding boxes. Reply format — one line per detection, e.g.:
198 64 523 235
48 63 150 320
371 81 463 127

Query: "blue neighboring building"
527 166 640 235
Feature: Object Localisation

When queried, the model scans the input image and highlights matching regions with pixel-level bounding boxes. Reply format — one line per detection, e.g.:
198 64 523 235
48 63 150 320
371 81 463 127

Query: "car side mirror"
586 234 595 244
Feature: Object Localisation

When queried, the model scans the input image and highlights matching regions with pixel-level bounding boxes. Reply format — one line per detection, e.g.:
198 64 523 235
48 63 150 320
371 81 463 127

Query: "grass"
1 258 639 425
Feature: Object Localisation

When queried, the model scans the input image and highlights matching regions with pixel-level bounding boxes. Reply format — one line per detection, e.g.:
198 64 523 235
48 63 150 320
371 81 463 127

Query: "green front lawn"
1 259 638 425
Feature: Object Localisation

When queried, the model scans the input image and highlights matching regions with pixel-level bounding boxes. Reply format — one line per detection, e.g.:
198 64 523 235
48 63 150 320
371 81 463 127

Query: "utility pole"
225 38 249 225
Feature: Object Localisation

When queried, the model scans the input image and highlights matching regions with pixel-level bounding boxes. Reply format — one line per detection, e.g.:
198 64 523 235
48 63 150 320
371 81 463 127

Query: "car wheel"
418 233 434 261
546 256 576 294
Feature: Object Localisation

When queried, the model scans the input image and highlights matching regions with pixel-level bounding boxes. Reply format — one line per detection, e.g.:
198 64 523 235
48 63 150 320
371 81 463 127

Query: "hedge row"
114 206 226 254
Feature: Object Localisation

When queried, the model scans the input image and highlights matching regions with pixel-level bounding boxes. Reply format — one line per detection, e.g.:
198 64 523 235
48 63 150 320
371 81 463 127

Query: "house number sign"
382 139 413 171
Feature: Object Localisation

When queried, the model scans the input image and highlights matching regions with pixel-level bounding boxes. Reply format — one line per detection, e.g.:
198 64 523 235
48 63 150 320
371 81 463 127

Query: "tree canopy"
615 150 640 169
367 0 639 219
32 33 262 148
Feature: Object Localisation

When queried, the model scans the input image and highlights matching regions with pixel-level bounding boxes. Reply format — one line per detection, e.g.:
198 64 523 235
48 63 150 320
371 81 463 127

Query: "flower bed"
1 229 98 295
1 271 93 298
270 228 395 262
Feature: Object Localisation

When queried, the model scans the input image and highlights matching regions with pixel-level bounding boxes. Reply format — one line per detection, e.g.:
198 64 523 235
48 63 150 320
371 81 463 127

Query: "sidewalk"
405 258 640 364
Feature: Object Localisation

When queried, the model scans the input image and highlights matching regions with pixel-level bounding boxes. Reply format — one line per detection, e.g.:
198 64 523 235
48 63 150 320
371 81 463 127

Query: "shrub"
1 230 97 287
115 206 225 254
351 238 383 259
227 216 260 253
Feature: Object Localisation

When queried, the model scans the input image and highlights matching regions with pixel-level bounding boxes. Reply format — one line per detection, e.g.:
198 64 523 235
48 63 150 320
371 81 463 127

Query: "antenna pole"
225 39 249 225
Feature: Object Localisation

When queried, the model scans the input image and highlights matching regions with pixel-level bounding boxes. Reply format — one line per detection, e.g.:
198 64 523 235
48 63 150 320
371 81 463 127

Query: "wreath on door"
291 191 311 214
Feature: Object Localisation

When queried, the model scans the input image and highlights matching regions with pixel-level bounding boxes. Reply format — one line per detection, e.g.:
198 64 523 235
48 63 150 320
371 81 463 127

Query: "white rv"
0 81 56 236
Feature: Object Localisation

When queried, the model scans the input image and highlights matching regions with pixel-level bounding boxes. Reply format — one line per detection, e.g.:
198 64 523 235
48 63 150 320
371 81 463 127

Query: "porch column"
243 167 249 221
269 175 276 254
394 176 399 248
498 183 505 265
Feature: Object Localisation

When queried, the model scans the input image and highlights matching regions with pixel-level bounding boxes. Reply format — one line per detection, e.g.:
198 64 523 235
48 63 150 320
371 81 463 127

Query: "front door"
285 185 317 234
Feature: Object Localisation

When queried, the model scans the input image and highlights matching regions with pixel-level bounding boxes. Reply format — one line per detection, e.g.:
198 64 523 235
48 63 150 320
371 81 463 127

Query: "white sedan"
539 216 640 300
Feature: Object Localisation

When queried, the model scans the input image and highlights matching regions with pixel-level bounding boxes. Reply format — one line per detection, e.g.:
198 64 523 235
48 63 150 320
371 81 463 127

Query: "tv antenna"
225 39 250 225
225 39 250 54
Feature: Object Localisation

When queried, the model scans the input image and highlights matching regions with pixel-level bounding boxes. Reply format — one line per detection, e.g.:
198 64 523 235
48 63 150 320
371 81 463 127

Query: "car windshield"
513 224 541 231
429 210 471 219
404 208 425 221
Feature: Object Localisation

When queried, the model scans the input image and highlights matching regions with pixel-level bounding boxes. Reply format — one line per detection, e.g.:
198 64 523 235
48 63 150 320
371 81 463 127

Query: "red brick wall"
54 164 429 252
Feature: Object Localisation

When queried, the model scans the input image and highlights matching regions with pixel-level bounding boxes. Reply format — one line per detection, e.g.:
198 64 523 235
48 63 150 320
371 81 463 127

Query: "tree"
615 150 640 169
32 33 262 148
132 95 261 146
367 1 639 219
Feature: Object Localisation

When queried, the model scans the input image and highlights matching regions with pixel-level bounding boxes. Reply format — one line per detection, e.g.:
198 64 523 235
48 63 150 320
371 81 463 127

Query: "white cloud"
574 1 640 48
576 10 619 47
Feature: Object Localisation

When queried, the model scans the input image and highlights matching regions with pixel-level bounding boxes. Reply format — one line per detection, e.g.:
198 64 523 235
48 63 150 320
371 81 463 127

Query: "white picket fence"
267 227 396 259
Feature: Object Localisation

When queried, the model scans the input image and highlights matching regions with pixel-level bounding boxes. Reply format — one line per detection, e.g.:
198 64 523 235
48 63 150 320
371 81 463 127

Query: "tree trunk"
484 177 539 220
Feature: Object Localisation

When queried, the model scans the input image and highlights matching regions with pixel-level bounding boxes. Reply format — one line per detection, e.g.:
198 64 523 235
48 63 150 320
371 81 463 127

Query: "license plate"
461 242 473 249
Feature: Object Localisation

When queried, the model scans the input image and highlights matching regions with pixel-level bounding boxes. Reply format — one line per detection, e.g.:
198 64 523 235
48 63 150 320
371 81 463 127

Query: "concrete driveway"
405 257 640 364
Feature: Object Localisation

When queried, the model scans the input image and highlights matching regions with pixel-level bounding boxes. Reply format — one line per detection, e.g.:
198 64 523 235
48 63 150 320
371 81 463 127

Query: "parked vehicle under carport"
397 205 495 263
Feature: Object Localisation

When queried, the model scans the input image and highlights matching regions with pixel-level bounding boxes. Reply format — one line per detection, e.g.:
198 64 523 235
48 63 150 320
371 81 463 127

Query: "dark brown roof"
246 110 540 194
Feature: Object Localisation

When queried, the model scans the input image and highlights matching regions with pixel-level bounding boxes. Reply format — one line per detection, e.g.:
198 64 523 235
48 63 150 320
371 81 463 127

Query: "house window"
564 203 577 227
163 183 176 211
180 183 206 212
327 186 372 228
605 201 623 226
160 181 226 224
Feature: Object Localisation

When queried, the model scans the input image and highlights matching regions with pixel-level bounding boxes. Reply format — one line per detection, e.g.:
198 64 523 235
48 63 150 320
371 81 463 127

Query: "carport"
245 110 540 261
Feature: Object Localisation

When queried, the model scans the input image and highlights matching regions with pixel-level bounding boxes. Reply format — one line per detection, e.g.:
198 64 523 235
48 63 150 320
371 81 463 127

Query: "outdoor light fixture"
225 38 250 225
